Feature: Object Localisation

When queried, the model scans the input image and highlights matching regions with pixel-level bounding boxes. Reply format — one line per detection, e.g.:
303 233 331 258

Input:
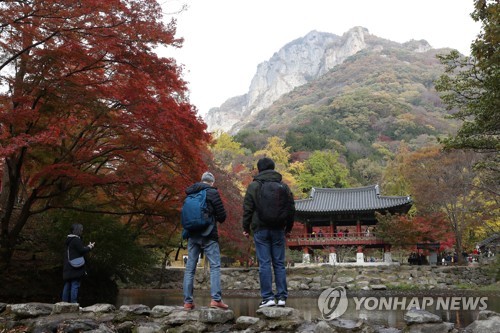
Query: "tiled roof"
295 185 412 213
477 233 500 247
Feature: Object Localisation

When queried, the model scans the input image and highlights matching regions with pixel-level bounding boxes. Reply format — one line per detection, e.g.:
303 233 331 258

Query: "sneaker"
277 298 286 307
183 303 195 310
210 300 229 310
259 299 276 308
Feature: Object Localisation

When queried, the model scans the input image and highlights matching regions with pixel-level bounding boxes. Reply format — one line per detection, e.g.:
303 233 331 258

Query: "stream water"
116 289 499 329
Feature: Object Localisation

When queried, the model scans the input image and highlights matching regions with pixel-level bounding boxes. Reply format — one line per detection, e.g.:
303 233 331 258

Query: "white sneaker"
277 299 286 307
259 299 276 308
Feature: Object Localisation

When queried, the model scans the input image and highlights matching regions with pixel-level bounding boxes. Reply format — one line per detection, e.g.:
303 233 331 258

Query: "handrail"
286 232 385 246
292 232 376 239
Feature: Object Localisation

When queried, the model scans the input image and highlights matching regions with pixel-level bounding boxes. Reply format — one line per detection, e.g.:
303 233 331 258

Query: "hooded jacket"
242 169 295 233
184 182 227 241
63 234 92 281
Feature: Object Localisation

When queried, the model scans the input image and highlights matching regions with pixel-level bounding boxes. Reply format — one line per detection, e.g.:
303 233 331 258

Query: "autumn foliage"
0 0 210 266
375 213 454 252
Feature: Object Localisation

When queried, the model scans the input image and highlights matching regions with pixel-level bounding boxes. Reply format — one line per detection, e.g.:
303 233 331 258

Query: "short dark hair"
257 157 275 172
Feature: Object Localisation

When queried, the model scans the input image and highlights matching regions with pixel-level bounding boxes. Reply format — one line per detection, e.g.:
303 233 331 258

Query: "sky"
160 0 481 116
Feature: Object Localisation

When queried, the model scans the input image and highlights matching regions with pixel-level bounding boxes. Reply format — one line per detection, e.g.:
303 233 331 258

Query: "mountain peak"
203 27 423 134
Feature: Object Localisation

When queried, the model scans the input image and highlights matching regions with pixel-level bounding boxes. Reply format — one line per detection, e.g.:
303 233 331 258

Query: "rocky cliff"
204 26 431 134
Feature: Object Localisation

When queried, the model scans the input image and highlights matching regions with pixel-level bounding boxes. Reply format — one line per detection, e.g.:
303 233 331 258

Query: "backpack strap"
67 237 76 261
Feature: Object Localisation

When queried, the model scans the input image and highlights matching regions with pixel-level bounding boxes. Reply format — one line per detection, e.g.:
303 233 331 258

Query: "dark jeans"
254 229 288 301
62 279 81 303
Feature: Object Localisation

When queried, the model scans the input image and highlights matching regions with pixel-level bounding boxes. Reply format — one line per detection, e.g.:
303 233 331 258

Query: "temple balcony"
286 232 386 247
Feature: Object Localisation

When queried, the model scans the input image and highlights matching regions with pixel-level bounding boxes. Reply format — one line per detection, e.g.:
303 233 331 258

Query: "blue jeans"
254 229 288 301
183 236 222 304
62 279 81 303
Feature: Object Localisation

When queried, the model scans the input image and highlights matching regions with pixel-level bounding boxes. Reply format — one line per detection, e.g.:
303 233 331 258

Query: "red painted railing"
286 232 386 247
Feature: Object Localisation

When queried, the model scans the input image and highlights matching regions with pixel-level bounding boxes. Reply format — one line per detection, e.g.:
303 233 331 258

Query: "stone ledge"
0 302 497 332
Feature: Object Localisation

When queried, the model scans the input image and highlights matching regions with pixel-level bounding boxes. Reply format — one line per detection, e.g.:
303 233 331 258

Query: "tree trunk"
0 152 31 270
455 234 465 265
0 236 14 270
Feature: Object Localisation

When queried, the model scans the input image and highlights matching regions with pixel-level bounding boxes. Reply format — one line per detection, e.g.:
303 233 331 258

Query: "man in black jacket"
182 171 229 310
242 157 295 308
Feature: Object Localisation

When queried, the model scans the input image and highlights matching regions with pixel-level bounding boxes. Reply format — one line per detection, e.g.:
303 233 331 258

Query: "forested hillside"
233 43 460 186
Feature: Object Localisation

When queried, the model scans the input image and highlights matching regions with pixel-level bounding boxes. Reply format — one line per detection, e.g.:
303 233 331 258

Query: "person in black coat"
62 223 95 303
242 157 295 308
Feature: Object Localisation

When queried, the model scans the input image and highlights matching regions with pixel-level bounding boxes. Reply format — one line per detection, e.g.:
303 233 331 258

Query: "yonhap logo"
317 289 488 321
318 286 348 320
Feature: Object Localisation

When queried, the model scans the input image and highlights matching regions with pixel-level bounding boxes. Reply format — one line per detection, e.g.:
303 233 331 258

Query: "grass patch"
475 283 500 292
387 283 421 290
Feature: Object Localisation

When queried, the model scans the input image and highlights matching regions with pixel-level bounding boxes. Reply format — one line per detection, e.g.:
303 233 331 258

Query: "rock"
256 306 298 319
310 283 321 290
33 316 101 333
119 304 151 315
52 302 80 314
133 321 163 333
314 320 332 333
328 318 375 332
163 307 200 325
463 311 500 333
300 283 311 290
7 302 53 318
370 284 387 290
403 322 454 333
82 303 116 313
169 320 207 333
476 310 500 320
337 276 355 283
403 309 442 324
150 305 177 317
199 307 234 323
235 315 260 329
115 321 134 332
89 323 120 333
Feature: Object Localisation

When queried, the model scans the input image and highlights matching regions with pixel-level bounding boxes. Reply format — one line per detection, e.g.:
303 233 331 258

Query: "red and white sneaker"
183 303 195 310
210 300 229 310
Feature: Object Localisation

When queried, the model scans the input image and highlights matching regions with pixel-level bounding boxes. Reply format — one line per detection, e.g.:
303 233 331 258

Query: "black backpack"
256 180 291 227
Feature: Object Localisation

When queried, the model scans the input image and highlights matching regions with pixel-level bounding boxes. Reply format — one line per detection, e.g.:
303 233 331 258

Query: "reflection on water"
116 289 500 329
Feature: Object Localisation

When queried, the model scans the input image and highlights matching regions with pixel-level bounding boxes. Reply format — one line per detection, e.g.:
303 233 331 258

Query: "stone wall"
153 264 495 291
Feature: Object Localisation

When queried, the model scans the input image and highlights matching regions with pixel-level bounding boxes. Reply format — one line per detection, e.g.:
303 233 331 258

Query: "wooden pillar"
356 245 364 263
303 246 311 264
384 244 392 263
356 220 361 236
329 246 337 264
329 217 335 236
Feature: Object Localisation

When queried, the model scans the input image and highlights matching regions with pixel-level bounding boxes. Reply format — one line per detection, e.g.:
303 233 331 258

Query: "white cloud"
161 0 480 116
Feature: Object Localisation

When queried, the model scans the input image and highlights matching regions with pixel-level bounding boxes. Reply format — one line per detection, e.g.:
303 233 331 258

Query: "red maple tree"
376 212 455 252
0 1 210 266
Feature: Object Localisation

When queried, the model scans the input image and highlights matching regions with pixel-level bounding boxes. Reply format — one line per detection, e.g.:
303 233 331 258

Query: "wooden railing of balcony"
286 232 386 247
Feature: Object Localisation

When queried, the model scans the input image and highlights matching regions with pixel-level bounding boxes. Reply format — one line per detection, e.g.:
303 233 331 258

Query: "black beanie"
257 157 275 172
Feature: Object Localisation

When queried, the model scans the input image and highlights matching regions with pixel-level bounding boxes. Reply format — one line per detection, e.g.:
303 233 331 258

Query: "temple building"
287 185 412 265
